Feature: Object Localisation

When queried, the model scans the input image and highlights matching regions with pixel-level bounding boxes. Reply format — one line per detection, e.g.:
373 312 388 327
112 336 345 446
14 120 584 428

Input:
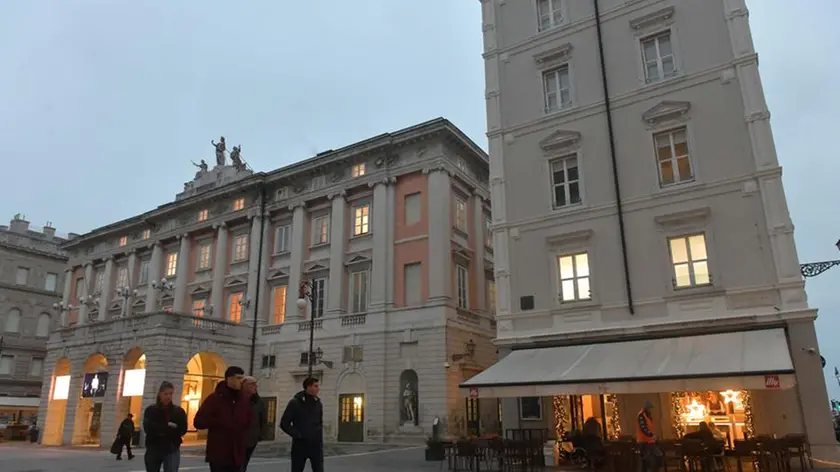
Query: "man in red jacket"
194 366 251 472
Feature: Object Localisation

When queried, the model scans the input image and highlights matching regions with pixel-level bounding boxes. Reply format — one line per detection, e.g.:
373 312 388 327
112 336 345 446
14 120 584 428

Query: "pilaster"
287 204 307 319
144 242 164 312
61 268 73 327
78 263 94 325
211 223 229 318
61 370 83 444
370 178 394 310
127 250 138 287
256 211 273 323
245 213 262 322
385 182 396 307
424 167 452 301
97 257 115 319
327 191 347 315
473 194 487 311
172 234 191 313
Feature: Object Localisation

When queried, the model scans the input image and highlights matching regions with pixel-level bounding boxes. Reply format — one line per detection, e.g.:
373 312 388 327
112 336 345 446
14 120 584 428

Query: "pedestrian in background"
143 381 188 472
280 377 324 472
115 413 135 460
194 366 251 472
241 376 269 472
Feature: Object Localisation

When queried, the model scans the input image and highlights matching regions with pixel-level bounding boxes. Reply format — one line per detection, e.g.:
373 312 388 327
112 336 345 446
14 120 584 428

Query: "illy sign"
764 374 781 389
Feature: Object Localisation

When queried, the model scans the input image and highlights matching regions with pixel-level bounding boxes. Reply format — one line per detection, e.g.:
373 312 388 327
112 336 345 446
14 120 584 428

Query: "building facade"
39 118 497 447
466 0 837 460
0 215 68 425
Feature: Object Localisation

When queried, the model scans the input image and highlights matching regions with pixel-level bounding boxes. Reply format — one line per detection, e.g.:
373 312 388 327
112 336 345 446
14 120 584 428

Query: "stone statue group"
191 136 246 178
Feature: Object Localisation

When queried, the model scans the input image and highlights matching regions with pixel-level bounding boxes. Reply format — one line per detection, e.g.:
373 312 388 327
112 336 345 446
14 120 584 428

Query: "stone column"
61 364 84 444
473 194 487 312
245 213 263 323
385 182 396 308
78 263 94 325
97 257 115 319
256 211 273 323
173 234 191 313
370 179 393 310
286 204 307 319
60 268 73 327
327 191 347 315
424 166 452 301
144 242 163 312
211 223 228 318
127 250 138 287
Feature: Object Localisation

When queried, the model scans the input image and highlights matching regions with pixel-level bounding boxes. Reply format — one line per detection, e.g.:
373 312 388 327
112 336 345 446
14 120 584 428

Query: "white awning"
461 329 796 398
0 397 40 408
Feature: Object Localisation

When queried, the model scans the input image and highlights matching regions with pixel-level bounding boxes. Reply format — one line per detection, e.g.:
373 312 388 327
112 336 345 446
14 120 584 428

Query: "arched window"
4 308 21 333
36 313 51 337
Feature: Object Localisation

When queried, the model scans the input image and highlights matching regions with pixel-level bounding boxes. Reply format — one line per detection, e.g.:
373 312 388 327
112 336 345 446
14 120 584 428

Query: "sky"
2 1 840 396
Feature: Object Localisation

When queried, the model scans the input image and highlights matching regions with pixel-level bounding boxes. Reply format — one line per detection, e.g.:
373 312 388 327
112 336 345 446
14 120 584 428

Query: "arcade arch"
71 353 109 446
182 352 226 443
41 357 71 445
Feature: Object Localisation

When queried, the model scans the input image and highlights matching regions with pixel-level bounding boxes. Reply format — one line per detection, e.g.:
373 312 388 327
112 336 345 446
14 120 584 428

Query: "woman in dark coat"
241 376 269 472
143 381 188 472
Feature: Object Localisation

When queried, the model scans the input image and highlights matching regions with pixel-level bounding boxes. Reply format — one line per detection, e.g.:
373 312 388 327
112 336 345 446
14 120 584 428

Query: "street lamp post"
115 286 139 318
800 240 840 278
52 301 73 328
296 280 333 378
150 278 175 310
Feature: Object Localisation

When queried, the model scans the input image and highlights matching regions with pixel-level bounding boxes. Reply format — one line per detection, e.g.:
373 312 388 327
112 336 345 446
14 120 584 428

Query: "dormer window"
118 236 128 247
233 199 245 211
141 229 151 240
352 163 366 177
198 209 209 222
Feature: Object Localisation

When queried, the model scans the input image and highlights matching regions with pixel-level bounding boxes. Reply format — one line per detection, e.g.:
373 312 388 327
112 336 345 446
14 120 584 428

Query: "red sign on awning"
764 374 781 389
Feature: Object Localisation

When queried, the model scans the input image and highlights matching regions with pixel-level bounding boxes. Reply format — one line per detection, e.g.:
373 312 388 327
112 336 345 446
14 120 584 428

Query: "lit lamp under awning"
53 375 71 400
122 369 147 397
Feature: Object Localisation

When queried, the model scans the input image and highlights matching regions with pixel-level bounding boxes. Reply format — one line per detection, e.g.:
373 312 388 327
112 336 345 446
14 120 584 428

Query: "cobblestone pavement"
0 442 430 472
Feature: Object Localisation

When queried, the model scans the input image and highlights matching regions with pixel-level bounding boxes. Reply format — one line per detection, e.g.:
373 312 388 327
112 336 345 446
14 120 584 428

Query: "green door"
337 394 364 442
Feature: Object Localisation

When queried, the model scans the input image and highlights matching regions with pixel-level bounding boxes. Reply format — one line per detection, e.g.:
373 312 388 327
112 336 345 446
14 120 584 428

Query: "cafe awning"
460 328 796 398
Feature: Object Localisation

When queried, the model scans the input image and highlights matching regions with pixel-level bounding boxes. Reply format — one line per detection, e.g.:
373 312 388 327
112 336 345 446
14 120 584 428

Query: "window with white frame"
116 267 129 289
404 263 422 306
641 31 677 83
543 65 571 113
654 127 693 186
272 285 287 324
520 397 543 420
0 355 13 375
454 198 468 232
165 253 178 277
139 260 150 284
669 234 710 288
456 265 469 310
537 0 563 32
36 313 51 337
310 278 327 319
29 358 44 377
45 272 58 292
353 204 370 236
233 234 249 261
312 215 330 245
198 243 212 270
352 163 366 177
349 270 369 313
557 252 590 302
16 267 29 285
4 308 21 333
550 155 581 208
228 292 243 323
274 224 291 253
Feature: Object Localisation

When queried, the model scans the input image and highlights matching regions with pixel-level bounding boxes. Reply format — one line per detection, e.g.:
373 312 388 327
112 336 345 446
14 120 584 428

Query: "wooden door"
337 394 364 442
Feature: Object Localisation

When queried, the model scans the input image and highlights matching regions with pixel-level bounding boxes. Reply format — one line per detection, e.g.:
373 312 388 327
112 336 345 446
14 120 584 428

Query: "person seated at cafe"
684 421 715 441
579 417 606 468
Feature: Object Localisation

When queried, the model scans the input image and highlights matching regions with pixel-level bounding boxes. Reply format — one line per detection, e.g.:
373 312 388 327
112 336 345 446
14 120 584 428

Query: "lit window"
654 127 693 186
537 0 563 31
352 163 366 177
118 236 128 247
232 235 249 262
116 267 128 289
274 225 291 253
165 253 178 277
198 209 209 221
45 273 58 292
16 267 29 285
192 299 206 317
642 31 677 83
454 198 468 233
669 234 710 288
557 252 590 302
350 270 369 314
456 265 469 310
550 155 582 208
312 216 330 245
543 65 571 113
353 204 370 236
139 260 150 284
272 285 287 324
229 292 243 323
233 198 245 211
198 243 212 270
141 229 151 240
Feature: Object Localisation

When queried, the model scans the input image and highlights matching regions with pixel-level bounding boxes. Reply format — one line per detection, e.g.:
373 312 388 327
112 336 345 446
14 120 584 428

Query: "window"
29 358 44 377
456 265 469 310
353 204 370 236
194 243 211 270
15 267 29 285
45 273 58 292
484 215 493 248
198 209 209 222
118 236 128 247
4 308 21 333
487 280 497 314
141 229 151 240
352 163 366 177
669 234 710 288
310 278 327 319
192 299 206 317
343 345 364 363
312 216 330 245
139 260 150 284
654 127 693 186
311 175 327 190
233 198 245 211
543 66 571 113
537 0 563 31
404 263 422 306
116 267 128 289
0 356 12 375
94 270 104 293
274 225 291 253
550 156 581 208
232 234 249 262
454 198 468 232
272 286 287 324
261 355 277 368
404 193 421 226
229 292 244 323
36 313 51 337
557 252 591 302
642 31 676 83
75 278 84 298
349 270 369 313
456 157 468 172
165 253 178 277
520 397 543 420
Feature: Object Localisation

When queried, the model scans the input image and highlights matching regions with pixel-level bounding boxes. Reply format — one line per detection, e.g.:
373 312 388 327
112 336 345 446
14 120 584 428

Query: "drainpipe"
594 0 634 314
248 183 267 375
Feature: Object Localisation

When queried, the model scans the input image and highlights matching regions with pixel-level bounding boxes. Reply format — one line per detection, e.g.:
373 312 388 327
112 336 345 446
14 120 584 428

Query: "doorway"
337 394 364 442
263 397 277 441
465 398 480 436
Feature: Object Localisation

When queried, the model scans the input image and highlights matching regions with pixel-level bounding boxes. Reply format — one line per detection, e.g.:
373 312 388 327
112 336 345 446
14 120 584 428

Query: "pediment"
533 42 573 69
304 262 329 273
654 207 710 232
629 6 675 33
190 285 210 295
108 301 122 311
539 130 582 154
267 268 289 280
642 101 691 127
132 299 146 307
160 293 173 301
344 254 371 266
224 277 247 288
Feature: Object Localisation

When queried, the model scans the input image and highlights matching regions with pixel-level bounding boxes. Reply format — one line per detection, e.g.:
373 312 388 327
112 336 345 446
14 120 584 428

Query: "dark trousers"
118 437 133 458
291 448 324 472
208 465 240 472
242 446 256 471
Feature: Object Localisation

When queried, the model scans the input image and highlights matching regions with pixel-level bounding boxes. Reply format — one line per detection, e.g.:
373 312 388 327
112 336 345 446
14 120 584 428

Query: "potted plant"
425 435 446 461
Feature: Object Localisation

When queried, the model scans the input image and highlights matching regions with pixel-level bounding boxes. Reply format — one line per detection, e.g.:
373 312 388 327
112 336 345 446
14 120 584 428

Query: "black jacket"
143 402 188 454
245 393 270 448
280 391 323 446
118 418 135 439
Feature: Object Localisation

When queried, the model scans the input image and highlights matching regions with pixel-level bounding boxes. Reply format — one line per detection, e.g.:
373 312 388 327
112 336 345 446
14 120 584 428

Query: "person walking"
116 413 135 460
636 400 659 472
241 376 269 472
193 366 251 472
280 377 324 472
143 381 188 472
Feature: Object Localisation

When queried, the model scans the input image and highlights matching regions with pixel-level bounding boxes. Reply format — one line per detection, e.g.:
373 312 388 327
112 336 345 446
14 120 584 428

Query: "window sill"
656 179 700 195
350 232 372 241
272 251 291 257
556 298 598 310
195 268 212 274
309 242 330 250
665 284 722 301
550 202 585 214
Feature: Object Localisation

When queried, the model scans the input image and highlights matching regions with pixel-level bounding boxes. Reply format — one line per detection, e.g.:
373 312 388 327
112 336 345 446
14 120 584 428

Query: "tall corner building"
465 0 837 458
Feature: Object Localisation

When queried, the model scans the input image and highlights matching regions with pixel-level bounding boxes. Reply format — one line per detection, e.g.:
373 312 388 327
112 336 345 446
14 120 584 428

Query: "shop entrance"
564 394 619 439
42 357 71 445
337 394 364 442
181 352 226 444
71 353 110 446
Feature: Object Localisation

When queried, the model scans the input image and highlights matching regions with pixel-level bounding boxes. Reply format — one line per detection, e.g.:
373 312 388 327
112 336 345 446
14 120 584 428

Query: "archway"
337 371 366 442
115 347 146 445
42 357 71 445
71 353 109 446
182 352 226 443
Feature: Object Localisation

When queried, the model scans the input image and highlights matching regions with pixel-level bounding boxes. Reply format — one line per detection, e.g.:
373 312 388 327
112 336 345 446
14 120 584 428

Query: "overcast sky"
3 1 840 397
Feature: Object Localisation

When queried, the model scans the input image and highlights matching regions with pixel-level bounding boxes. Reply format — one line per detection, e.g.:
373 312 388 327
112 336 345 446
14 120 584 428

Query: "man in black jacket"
280 377 324 472
115 413 135 460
